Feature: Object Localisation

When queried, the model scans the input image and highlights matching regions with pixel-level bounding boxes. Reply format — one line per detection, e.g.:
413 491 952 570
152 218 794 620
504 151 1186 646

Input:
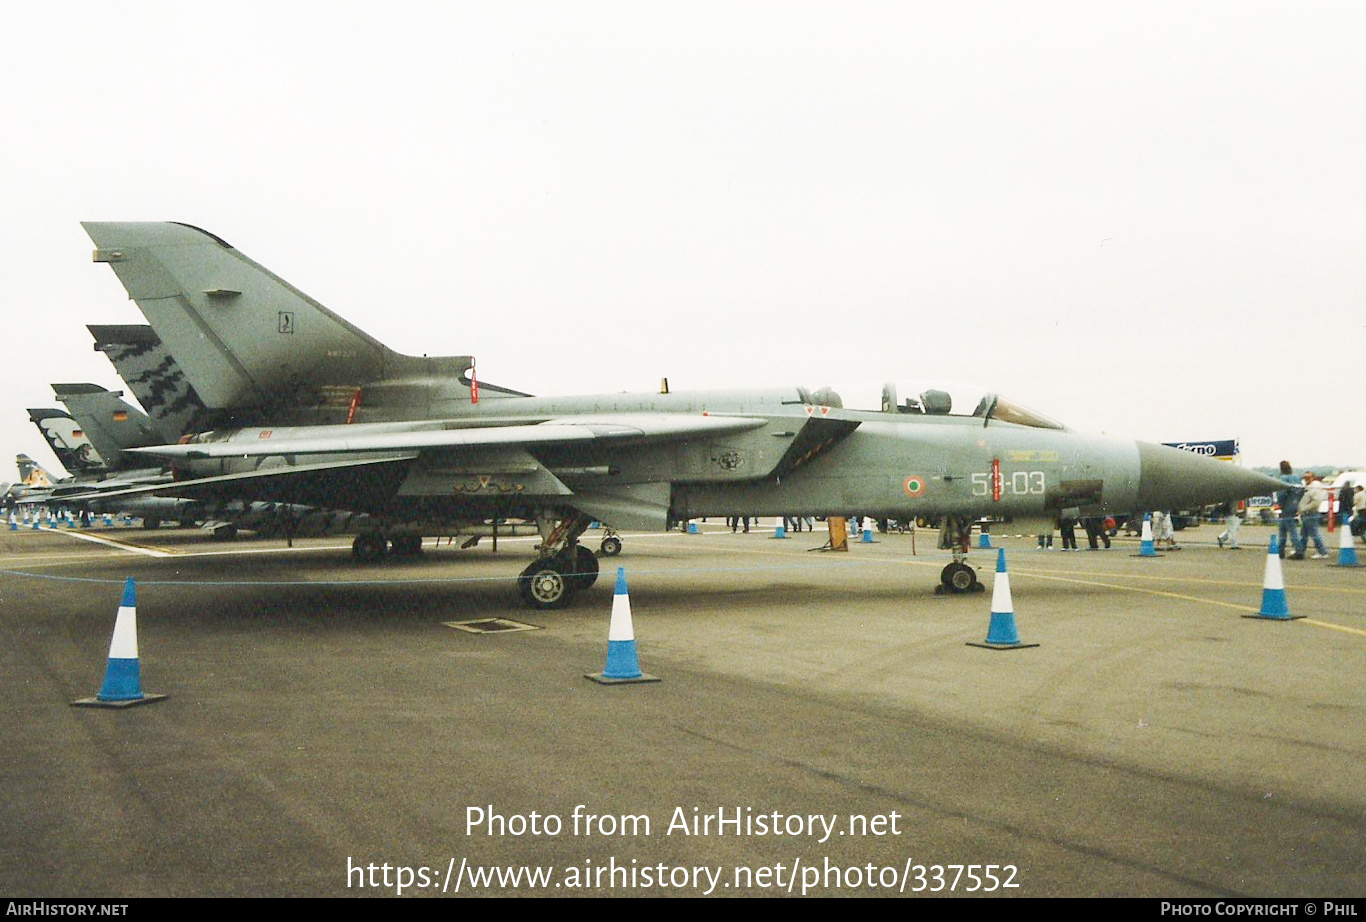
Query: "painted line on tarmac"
1006 561 1366 596
28 526 176 558
986 566 1366 638
1301 619 1366 638
671 537 1366 638
173 543 354 558
0 551 128 566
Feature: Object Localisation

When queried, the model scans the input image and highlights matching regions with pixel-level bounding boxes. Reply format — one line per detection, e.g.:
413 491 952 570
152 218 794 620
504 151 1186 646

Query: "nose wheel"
936 561 984 594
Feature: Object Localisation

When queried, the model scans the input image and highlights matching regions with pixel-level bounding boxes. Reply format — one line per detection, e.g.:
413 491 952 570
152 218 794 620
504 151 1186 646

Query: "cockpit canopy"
797 381 1065 430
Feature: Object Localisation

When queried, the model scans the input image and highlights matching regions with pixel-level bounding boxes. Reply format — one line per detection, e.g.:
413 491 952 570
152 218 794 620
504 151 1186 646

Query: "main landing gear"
351 532 388 562
351 532 426 561
346 514 616 610
517 514 600 610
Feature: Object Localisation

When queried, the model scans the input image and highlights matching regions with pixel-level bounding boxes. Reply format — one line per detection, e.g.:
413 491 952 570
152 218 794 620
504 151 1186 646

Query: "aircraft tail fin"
52 384 162 470
82 223 523 423
15 454 55 488
26 409 104 475
88 324 212 441
83 222 387 413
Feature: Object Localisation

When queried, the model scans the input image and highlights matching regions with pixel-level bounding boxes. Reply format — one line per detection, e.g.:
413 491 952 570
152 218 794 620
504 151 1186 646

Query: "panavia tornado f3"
77 222 1282 608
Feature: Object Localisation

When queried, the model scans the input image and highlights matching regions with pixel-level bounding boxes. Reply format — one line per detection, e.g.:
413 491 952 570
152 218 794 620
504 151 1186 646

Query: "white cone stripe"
608 593 635 642
1141 518 1153 541
991 571 1013 615
1263 555 1284 591
1341 526 1354 549
107 606 139 659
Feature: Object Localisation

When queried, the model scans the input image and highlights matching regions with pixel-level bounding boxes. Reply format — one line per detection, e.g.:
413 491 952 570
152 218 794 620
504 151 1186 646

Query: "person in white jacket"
1293 472 1330 559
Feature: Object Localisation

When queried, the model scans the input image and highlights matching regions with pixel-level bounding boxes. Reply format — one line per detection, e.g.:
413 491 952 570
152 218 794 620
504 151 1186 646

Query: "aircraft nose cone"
1134 441 1283 510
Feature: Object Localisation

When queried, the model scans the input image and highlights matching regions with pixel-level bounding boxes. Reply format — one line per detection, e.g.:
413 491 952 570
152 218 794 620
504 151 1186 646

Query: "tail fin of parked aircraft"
82 223 526 424
88 324 212 442
26 409 104 475
15 454 55 488
52 384 162 470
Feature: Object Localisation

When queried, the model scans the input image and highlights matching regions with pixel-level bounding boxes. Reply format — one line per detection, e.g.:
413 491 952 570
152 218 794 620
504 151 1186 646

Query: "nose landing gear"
936 560 984 594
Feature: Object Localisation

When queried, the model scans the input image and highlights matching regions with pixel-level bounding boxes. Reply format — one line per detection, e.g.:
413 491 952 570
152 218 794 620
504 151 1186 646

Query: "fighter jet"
78 222 1283 608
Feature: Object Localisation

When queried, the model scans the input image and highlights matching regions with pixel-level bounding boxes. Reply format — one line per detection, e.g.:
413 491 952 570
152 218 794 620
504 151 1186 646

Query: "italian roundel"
903 475 927 498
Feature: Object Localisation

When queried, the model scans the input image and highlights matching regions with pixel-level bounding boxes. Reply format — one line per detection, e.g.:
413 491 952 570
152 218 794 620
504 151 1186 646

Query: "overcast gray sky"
2 1 1361 475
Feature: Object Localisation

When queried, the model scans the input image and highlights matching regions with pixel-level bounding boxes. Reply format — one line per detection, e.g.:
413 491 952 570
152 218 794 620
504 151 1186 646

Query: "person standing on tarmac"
1083 516 1111 550
1275 461 1303 559
1217 502 1244 549
1294 472 1330 559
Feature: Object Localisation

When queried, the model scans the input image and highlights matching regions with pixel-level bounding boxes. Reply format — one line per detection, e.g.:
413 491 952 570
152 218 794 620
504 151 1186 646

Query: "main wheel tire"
142 516 161 530
518 559 575 609
391 535 423 556
351 533 387 562
599 535 623 557
569 545 600 590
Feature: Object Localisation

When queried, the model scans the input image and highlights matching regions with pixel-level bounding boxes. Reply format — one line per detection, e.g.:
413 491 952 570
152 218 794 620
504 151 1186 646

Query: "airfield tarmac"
0 520 1362 897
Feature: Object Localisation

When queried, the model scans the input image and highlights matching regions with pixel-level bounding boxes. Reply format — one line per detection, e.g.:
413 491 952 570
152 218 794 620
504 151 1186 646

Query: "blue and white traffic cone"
1243 536 1304 621
1332 519 1360 567
8 515 15 531
978 527 992 549
585 568 660 685
687 521 700 535
103 513 113 527
772 519 787 539
861 519 876 543
968 549 1039 650
71 579 168 708
1133 513 1159 557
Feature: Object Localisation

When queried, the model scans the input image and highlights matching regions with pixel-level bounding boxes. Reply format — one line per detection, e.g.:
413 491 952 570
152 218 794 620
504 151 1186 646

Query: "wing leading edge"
128 413 768 460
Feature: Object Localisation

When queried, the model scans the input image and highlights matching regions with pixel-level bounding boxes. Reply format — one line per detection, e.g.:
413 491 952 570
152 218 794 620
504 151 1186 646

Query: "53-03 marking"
970 470 1046 498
